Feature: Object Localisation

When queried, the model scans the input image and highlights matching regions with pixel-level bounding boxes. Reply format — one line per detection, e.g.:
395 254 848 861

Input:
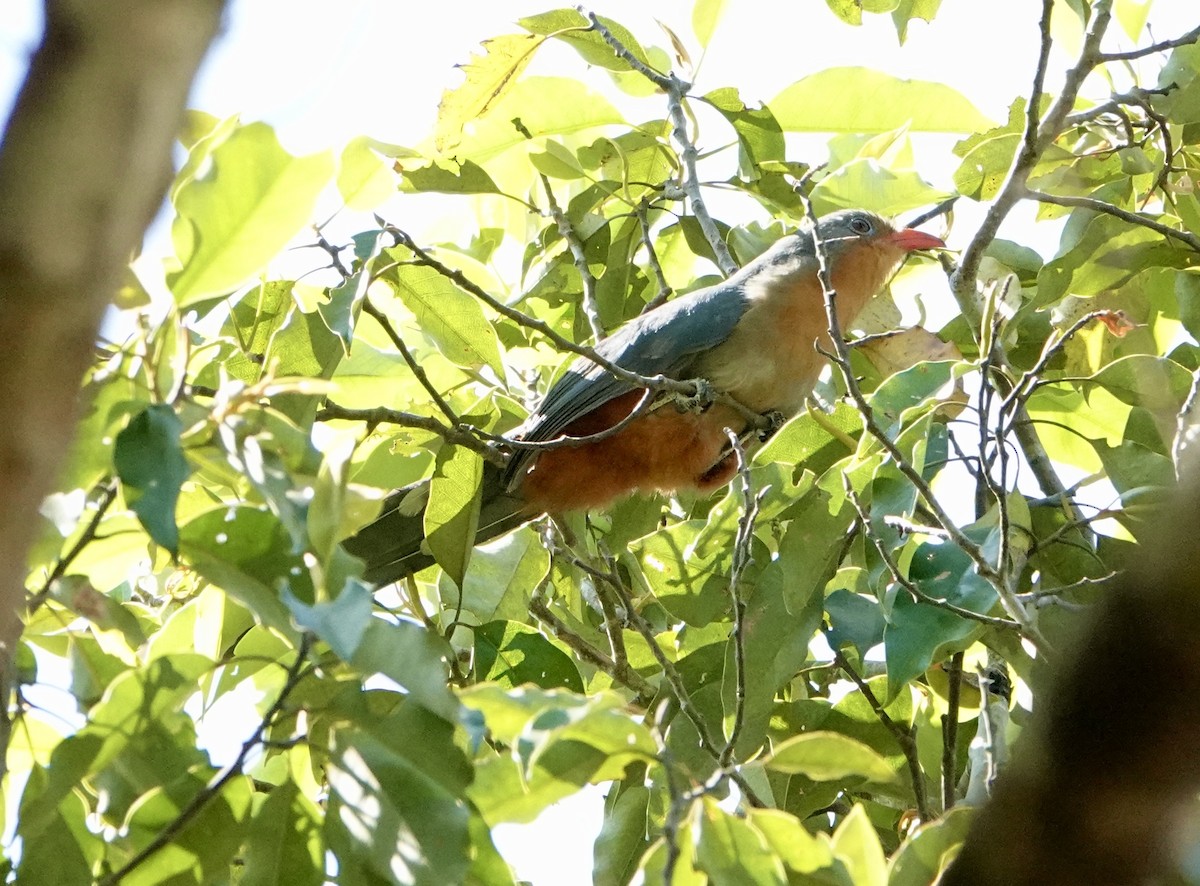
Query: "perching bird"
344 209 945 584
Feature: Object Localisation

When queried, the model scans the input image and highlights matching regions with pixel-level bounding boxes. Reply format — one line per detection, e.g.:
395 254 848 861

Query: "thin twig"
529 598 654 701
636 200 673 312
583 9 737 276
540 173 604 340
950 0 1114 315
845 482 1020 631
361 297 460 426
828 640 933 822
720 431 763 768
942 651 964 811
1097 23 1200 61
315 402 508 468
555 542 765 807
1025 190 1200 252
27 478 120 616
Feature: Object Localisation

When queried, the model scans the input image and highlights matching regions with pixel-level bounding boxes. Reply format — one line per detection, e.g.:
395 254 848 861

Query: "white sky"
2 1 1196 883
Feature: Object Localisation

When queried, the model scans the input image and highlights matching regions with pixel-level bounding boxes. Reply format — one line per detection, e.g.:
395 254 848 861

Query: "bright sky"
1 1 1194 882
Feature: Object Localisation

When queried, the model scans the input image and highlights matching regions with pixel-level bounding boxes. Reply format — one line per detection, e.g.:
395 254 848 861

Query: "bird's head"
811 208 946 260
743 209 945 302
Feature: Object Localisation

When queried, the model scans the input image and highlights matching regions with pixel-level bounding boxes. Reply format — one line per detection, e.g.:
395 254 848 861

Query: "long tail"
342 461 530 586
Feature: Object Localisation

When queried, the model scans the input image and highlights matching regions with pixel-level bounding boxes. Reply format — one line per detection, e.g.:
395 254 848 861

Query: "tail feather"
343 461 531 586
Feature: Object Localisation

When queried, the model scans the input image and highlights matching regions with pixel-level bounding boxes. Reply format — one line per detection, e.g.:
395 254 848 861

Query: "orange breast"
517 391 746 513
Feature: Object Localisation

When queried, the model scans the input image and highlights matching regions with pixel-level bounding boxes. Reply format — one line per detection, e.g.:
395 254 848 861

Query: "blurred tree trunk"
942 454 1200 885
0 0 226 770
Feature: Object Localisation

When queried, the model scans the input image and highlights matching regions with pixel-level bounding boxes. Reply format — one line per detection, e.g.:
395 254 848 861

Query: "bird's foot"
674 378 715 413
756 410 787 442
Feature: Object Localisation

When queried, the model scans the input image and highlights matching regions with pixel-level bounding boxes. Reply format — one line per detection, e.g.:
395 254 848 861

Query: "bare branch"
540 174 605 340
582 8 738 276
1025 190 1200 251
1097 23 1200 62
529 597 655 701
719 431 764 768
950 0 1114 314
315 401 508 468
362 298 461 427
942 651 965 811
828 640 933 823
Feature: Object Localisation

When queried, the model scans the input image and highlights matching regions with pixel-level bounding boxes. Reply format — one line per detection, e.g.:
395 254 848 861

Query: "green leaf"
766 731 897 782
325 719 470 886
179 506 309 636
285 580 373 661
692 0 728 46
474 620 584 691
889 806 973 885
770 68 994 133
892 0 943 43
1115 0 1153 40
884 539 995 696
15 770 93 884
114 404 190 555
351 619 459 722
594 785 650 886
436 33 546 154
446 77 624 164
702 87 785 179
696 797 787 885
240 780 324 886
750 808 838 876
337 136 396 210
440 526 550 622
398 157 502 194
424 445 484 589
633 519 732 625
831 804 887 886
520 10 652 72
387 264 504 376
170 122 334 305
826 0 900 25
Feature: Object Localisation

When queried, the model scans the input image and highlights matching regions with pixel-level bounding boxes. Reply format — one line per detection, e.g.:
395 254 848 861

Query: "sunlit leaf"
771 68 994 133
170 122 333 305
436 33 546 154
766 731 897 782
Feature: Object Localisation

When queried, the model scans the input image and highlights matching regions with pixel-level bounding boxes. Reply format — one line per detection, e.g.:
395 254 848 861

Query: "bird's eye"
849 215 873 236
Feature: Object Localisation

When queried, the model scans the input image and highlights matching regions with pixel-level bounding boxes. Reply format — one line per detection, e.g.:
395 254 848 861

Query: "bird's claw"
673 378 715 414
758 410 787 441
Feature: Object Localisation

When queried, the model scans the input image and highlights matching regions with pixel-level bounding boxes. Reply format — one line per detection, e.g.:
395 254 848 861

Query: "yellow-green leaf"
692 0 728 47
435 33 545 154
765 731 897 782
424 446 483 589
336 136 396 210
770 68 995 133
169 123 333 306
388 264 504 377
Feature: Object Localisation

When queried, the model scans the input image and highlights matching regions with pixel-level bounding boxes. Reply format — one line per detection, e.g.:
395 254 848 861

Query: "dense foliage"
8 1 1200 883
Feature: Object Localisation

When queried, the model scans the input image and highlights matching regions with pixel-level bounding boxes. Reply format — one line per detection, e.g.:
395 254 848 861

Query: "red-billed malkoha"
344 209 945 584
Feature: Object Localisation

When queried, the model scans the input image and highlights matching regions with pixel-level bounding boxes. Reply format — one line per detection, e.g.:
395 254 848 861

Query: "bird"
343 209 945 585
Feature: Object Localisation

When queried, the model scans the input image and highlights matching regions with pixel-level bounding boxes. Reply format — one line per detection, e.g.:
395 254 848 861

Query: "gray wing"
502 281 749 488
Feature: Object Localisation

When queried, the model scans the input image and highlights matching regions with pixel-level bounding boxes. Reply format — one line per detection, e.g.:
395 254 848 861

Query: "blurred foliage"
8 2 1200 884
